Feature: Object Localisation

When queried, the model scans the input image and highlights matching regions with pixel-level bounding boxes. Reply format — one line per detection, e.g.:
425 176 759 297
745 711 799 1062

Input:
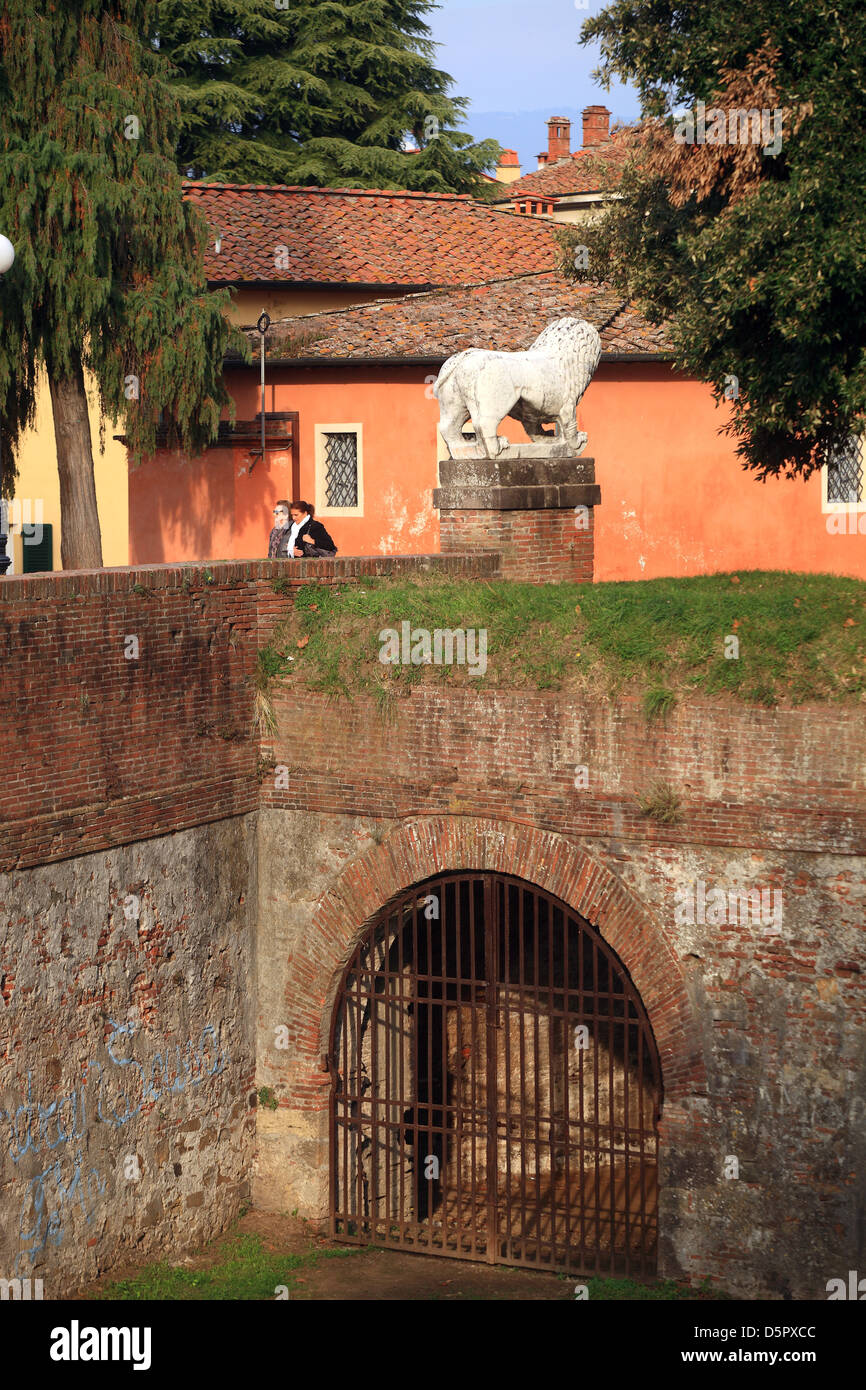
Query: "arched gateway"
328 871 662 1276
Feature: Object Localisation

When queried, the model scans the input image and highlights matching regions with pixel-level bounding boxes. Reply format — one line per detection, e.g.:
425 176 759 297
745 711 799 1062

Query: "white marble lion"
434 316 602 459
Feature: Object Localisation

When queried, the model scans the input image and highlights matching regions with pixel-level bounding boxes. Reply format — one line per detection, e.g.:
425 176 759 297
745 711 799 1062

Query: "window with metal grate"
22 522 53 573
324 432 359 509
827 435 865 504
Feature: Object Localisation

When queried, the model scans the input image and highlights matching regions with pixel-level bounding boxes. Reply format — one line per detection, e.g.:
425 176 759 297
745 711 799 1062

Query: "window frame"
314 423 364 518
821 432 866 513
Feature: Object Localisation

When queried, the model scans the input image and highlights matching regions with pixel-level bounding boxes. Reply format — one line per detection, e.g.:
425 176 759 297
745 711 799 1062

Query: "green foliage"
256 645 294 685
252 647 294 736
567 1274 727 1300
93 1232 362 1300
153 0 500 194
272 571 866 705
562 0 866 478
643 685 676 720
0 0 250 488
257 1086 278 1111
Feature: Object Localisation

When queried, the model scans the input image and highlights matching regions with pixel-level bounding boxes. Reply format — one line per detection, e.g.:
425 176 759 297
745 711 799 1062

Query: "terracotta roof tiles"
229 270 671 362
183 182 558 285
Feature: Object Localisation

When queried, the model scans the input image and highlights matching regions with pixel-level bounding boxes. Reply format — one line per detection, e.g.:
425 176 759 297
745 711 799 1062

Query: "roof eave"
209 278 443 292
224 350 674 367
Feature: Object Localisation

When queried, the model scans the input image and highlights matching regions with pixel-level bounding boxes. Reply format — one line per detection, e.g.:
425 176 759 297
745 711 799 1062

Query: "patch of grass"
636 780 683 824
92 1233 362 1302
257 1086 278 1111
257 645 294 681
261 571 865 711
643 685 677 721
564 1275 728 1300
252 646 296 736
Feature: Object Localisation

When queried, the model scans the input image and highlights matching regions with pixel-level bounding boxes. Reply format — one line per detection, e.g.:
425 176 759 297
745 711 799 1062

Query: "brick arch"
289 816 706 1110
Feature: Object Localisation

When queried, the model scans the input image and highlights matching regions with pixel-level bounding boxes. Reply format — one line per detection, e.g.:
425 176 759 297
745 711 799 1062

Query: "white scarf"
287 513 310 556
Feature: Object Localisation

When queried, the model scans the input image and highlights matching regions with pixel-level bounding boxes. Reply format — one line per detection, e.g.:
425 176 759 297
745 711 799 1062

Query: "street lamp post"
249 310 270 474
0 232 16 576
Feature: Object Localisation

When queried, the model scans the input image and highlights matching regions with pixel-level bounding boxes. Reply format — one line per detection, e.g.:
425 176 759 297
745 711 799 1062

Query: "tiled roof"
183 183 558 285
494 137 629 200
230 270 671 362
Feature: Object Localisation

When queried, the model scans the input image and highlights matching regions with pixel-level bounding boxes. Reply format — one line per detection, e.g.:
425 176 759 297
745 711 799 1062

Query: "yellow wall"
548 205 602 224
8 368 128 571
226 285 412 327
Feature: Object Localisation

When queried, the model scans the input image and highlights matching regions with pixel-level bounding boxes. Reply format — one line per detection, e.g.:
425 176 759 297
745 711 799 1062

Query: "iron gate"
329 873 662 1275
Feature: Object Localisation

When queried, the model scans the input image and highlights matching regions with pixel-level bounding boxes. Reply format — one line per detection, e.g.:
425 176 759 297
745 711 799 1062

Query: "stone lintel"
433 483 601 511
438 455 596 490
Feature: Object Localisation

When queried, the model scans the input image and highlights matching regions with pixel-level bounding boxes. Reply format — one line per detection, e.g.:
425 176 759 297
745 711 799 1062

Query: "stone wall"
0 816 257 1292
257 689 866 1299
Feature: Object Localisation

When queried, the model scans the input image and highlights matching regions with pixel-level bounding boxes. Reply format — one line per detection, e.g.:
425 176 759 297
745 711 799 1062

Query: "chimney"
495 149 522 184
538 116 571 167
582 105 611 147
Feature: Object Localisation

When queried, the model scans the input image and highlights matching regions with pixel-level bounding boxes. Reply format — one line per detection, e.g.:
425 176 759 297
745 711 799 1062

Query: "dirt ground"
70 1208 585 1301
241 1210 575 1300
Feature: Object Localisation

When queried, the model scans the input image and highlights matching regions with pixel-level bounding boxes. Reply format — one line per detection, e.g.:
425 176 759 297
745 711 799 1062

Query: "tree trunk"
49 361 103 569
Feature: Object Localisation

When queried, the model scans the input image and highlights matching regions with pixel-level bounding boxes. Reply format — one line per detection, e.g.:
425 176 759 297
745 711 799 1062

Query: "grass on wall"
259 570 866 710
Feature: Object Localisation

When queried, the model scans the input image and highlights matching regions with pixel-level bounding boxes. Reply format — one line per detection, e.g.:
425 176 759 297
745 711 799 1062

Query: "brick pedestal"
433 454 600 583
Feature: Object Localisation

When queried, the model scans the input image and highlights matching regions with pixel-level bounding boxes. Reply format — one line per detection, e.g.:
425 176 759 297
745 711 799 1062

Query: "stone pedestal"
433 454 601 583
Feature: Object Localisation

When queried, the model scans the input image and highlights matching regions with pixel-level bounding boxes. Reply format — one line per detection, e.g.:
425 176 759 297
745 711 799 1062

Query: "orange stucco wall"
129 362 866 579
129 367 443 564
584 365 866 581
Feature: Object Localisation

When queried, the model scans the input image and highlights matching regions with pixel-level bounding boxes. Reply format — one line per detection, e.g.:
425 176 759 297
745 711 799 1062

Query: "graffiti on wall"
0 1020 230 1271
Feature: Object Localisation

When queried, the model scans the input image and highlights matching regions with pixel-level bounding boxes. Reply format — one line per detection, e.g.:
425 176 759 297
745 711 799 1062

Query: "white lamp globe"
0 235 15 273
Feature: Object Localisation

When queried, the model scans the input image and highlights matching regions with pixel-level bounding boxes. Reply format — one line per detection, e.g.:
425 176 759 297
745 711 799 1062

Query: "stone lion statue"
434 316 602 459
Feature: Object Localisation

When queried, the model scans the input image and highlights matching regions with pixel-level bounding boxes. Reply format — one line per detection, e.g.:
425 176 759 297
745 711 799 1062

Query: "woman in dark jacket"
288 501 337 557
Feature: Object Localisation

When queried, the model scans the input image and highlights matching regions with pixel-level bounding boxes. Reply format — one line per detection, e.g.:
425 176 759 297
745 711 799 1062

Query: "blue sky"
426 0 641 169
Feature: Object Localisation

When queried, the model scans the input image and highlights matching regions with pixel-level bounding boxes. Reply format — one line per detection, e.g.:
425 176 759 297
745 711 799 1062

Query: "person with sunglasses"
268 500 293 557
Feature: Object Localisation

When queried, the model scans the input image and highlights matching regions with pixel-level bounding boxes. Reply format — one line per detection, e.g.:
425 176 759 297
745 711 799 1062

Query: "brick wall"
0 554 497 871
439 508 594 582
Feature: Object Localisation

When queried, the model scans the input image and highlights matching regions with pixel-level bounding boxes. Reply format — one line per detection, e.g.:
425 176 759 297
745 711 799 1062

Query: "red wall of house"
129 362 866 580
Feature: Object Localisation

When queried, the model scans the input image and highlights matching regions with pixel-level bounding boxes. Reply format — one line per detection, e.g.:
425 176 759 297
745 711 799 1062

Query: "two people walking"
268 500 337 559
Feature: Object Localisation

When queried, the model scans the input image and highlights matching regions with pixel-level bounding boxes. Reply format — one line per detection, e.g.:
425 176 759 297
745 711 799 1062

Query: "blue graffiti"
0 1022 229 1166
15 1149 106 1274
